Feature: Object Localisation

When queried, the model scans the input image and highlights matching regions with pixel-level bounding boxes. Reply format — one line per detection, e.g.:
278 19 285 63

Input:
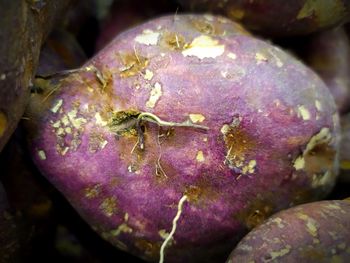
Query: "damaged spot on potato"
89 133 108 153
0 111 8 138
196 150 205 162
135 239 161 260
227 52 237 60
119 52 149 78
255 53 268 64
100 197 117 217
95 112 108 126
236 198 274 230
182 35 225 59
144 69 154 81
221 117 256 174
50 99 63 113
159 31 187 50
38 150 46 160
135 29 160 45
191 18 223 35
184 185 202 203
189 113 205 123
108 110 140 136
293 128 335 180
111 214 133 236
264 245 292 262
297 213 319 242
315 100 322 111
146 82 162 108
85 184 102 199
297 105 311 120
67 109 87 129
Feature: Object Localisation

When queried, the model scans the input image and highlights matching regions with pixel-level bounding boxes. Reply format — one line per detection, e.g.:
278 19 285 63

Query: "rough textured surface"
0 0 72 152
178 0 350 36
339 114 350 182
26 14 340 263
227 199 350 263
302 27 350 113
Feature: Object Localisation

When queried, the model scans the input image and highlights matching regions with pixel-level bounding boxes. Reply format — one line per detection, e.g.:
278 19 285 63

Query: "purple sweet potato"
227 199 350 263
178 0 350 36
302 27 350 114
0 0 72 152
26 14 340 262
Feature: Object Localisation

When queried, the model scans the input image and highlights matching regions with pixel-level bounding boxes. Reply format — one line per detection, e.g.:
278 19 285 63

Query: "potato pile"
1 0 350 262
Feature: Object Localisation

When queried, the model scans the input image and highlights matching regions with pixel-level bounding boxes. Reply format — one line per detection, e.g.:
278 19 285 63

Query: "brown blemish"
184 185 202 203
100 197 117 217
119 52 149 78
108 110 140 137
88 132 108 153
221 118 256 172
85 184 102 199
191 18 223 35
235 198 274 230
300 247 326 260
135 239 161 260
159 31 187 50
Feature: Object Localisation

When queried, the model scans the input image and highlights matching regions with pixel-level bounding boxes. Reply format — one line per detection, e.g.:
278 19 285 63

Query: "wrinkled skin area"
179 0 350 36
227 200 350 263
26 15 340 262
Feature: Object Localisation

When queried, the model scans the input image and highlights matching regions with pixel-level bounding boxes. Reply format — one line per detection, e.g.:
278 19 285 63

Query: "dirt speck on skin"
159 31 187 50
119 52 149 78
100 197 118 217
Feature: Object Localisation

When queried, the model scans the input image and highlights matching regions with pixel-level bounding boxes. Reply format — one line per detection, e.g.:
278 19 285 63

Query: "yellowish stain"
144 69 154 80
297 105 311 120
135 29 160 45
146 82 162 108
182 35 225 59
189 113 205 123
196 151 205 162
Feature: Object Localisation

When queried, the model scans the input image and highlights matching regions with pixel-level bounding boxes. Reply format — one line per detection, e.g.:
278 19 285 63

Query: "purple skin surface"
26 15 340 262
227 199 350 263
178 0 350 36
304 27 350 114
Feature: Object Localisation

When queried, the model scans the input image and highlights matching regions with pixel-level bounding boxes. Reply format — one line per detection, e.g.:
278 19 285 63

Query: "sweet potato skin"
26 14 339 262
227 199 350 263
178 0 350 36
0 0 72 152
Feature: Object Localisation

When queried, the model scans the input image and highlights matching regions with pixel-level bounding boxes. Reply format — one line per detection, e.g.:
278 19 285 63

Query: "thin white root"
159 195 188 263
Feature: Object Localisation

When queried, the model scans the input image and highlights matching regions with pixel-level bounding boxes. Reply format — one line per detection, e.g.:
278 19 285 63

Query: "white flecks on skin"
255 53 268 64
271 217 285 229
182 35 225 59
95 112 108 126
220 124 230 135
297 105 311 120
51 99 63 113
0 73 6 80
52 120 61 128
268 48 284 68
315 100 322 111
204 14 214 21
189 113 205 123
196 151 205 162
38 150 46 160
100 140 108 149
60 146 69 156
227 52 237 60
67 109 87 129
146 82 162 108
144 69 154 81
135 29 160 45
266 245 292 262
297 213 319 240
293 156 305 170
242 159 257 174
